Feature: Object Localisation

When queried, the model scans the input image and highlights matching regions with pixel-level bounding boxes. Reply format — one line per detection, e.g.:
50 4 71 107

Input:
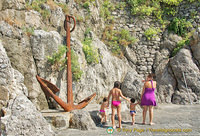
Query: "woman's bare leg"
142 106 148 124
111 105 116 128
149 106 154 125
117 104 122 128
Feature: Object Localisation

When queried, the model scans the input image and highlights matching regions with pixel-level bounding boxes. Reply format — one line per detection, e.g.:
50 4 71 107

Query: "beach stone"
70 109 97 130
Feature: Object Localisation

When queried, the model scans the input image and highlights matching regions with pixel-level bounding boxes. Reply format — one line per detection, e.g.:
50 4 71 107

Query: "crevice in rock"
187 45 200 69
168 59 179 102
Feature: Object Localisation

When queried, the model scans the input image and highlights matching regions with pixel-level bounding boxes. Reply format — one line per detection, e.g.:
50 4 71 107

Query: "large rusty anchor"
36 15 96 112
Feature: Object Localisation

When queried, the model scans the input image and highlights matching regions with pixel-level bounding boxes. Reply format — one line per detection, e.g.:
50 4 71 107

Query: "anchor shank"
65 15 73 104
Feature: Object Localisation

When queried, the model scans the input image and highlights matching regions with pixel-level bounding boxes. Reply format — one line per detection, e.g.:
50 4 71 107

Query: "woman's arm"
119 90 130 102
107 90 112 108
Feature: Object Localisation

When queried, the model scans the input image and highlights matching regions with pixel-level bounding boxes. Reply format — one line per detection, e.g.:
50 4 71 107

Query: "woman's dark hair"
103 97 107 102
131 98 135 103
147 73 155 79
114 81 121 89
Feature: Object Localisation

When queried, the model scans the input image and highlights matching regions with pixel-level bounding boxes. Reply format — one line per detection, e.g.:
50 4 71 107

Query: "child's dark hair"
114 81 121 89
103 97 107 102
131 98 135 103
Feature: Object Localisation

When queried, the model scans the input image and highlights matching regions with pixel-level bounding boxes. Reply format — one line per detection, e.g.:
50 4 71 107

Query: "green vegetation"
115 2 126 10
126 0 199 28
71 49 83 81
171 30 195 56
168 17 192 36
22 27 35 37
75 0 95 13
82 28 100 64
102 26 137 57
172 37 190 56
26 0 51 20
47 45 83 81
47 45 67 68
26 0 70 20
100 0 115 23
144 27 161 40
57 3 69 14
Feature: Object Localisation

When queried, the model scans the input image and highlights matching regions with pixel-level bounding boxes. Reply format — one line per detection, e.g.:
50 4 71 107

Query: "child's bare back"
100 101 108 111
130 98 139 125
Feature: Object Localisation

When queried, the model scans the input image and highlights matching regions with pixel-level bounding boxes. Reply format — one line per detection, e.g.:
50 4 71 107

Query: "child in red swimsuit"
99 97 108 126
107 81 130 128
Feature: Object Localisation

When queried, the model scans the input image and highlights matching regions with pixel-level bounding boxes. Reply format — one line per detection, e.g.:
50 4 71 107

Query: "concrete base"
41 110 71 130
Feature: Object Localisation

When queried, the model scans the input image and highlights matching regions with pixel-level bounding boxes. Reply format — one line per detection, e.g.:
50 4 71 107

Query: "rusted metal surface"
36 15 96 112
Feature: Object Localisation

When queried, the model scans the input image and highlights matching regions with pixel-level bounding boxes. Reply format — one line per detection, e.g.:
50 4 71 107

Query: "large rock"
2 0 25 10
70 110 96 130
2 95 54 136
155 60 176 103
171 90 198 104
50 6 65 27
31 30 68 108
0 22 48 110
154 50 176 103
124 47 137 64
0 40 54 135
170 48 200 104
31 30 62 77
121 70 143 100
0 9 26 28
25 10 42 28
191 30 200 65
162 32 182 52
71 32 131 103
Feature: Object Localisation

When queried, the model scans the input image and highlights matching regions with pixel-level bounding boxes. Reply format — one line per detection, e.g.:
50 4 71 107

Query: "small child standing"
99 97 108 125
130 98 139 125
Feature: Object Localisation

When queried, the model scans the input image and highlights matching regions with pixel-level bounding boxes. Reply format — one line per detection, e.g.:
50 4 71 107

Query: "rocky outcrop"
162 32 182 52
153 49 176 103
170 48 200 104
71 33 131 103
50 6 65 27
2 0 26 10
121 70 143 100
0 40 54 135
31 30 68 104
25 10 42 28
191 29 200 65
2 95 54 136
0 21 48 110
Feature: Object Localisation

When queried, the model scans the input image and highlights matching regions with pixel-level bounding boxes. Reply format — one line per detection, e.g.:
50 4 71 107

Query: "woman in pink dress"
140 74 157 125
